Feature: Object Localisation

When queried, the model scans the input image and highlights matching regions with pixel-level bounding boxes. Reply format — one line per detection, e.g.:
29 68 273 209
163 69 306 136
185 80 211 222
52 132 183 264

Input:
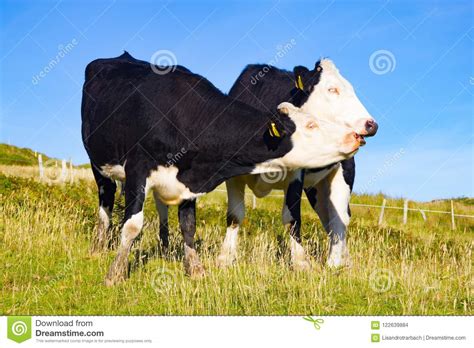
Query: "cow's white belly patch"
246 160 293 197
146 165 203 205
100 164 126 181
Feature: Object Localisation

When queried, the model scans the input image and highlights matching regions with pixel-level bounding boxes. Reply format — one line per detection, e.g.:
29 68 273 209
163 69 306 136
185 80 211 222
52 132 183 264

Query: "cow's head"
277 102 365 169
293 59 378 137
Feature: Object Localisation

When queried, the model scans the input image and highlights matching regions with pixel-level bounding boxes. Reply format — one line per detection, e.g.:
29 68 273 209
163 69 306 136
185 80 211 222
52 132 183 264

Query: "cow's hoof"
327 254 352 268
160 245 170 258
104 255 129 286
292 259 312 271
216 253 236 268
104 265 128 286
104 270 128 287
184 245 205 278
289 236 311 271
105 275 124 287
186 263 206 278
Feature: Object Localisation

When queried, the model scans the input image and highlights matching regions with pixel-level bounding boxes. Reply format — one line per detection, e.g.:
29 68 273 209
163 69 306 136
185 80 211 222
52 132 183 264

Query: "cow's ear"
277 102 298 115
293 66 309 90
315 61 323 72
268 122 283 138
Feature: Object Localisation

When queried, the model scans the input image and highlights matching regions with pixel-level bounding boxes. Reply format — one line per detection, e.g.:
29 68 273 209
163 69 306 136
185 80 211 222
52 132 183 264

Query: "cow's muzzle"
354 132 366 147
364 120 378 137
344 132 366 154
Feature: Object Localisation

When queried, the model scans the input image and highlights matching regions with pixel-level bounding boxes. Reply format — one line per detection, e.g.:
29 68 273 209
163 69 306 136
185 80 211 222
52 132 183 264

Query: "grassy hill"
434 197 474 206
0 172 472 316
0 143 54 166
0 143 91 168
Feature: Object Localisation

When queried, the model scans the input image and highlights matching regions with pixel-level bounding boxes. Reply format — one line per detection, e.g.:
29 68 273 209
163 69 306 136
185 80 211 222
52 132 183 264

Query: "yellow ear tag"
269 122 281 137
296 75 304 90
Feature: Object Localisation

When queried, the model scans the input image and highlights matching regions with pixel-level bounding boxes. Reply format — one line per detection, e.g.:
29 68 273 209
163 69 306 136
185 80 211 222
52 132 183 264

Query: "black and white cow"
213 59 378 269
155 59 377 269
81 52 364 285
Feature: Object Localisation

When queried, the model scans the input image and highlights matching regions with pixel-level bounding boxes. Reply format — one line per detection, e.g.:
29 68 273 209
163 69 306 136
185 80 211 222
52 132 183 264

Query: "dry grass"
0 166 472 315
0 164 93 181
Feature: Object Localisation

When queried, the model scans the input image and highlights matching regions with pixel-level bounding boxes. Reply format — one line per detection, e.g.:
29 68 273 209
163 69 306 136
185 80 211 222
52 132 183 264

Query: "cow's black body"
82 52 305 283
82 53 296 195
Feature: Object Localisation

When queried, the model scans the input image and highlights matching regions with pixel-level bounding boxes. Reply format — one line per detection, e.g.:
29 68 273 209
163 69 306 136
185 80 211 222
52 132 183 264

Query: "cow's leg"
179 199 204 278
91 165 117 252
217 178 245 268
305 184 330 232
325 164 352 267
105 171 146 286
283 171 311 270
306 165 351 267
153 192 169 253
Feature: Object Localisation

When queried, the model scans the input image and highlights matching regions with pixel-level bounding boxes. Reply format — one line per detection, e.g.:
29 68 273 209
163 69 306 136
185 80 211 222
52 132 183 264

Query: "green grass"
0 144 51 166
0 173 472 315
0 143 90 168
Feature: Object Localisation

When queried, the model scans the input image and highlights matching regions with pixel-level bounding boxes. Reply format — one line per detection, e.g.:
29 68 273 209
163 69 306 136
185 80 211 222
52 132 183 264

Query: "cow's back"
81 53 195 164
228 65 296 112
81 54 295 190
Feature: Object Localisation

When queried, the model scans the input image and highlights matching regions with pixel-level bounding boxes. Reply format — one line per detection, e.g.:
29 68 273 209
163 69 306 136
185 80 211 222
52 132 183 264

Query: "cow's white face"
277 102 365 169
298 59 378 137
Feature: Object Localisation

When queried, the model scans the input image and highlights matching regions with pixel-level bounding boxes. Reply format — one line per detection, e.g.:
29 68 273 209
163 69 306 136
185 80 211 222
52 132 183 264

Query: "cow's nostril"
365 120 378 136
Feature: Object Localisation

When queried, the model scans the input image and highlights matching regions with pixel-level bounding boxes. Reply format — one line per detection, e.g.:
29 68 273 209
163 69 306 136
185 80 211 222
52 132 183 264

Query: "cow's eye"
328 87 339 94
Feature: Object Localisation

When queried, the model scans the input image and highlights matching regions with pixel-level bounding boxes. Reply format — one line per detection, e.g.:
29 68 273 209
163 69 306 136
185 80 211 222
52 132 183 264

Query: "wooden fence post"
378 198 386 225
403 199 409 225
451 200 456 230
419 209 426 221
60 160 67 182
38 154 44 180
69 159 74 184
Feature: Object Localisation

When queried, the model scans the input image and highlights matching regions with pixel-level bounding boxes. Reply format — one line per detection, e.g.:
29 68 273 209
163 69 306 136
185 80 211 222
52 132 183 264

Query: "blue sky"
0 0 472 201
